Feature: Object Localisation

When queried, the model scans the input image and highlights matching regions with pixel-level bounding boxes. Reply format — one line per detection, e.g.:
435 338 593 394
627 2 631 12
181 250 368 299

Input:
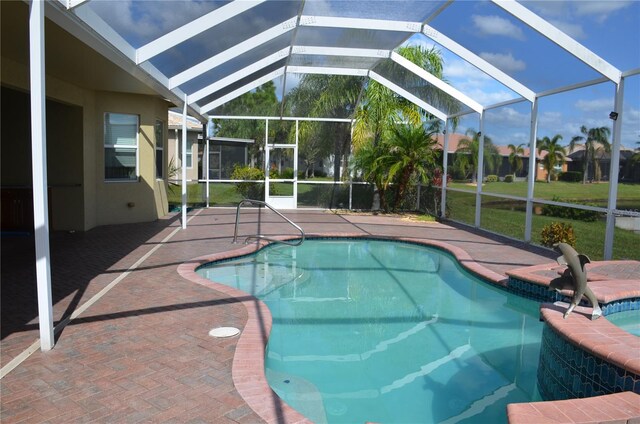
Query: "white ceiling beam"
136 0 266 64
210 115 352 123
422 25 535 102
287 66 369 77
390 51 483 113
369 71 448 121
299 15 423 33
292 46 390 58
623 68 640 78
169 17 297 89
200 68 286 113
189 47 290 103
536 76 609 99
492 0 621 84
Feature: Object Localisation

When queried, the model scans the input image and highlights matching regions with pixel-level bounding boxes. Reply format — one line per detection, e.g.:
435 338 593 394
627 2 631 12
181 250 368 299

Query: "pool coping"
176 234 639 424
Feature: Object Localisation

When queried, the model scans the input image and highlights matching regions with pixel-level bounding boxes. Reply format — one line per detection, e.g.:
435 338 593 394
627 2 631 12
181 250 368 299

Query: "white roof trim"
168 17 298 89
493 0 621 84
369 71 448 121
390 52 483 113
136 0 266 64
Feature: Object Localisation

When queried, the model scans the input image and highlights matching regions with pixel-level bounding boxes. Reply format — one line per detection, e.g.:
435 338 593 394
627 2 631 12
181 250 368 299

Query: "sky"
402 0 640 149
86 0 640 150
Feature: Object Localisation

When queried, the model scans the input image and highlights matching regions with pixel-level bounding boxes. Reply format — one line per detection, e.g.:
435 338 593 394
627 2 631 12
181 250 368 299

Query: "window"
178 135 193 169
155 120 164 179
104 113 138 181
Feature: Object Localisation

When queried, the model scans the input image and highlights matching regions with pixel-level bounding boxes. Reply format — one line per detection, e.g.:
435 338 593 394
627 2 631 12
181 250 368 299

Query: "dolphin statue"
548 242 602 320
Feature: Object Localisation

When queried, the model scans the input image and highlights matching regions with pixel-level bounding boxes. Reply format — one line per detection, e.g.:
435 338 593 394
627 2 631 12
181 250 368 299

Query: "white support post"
205 130 210 208
30 0 54 352
524 98 539 242
604 79 625 259
264 119 270 202
475 113 485 228
349 121 354 211
441 119 449 219
181 96 188 229
293 120 299 208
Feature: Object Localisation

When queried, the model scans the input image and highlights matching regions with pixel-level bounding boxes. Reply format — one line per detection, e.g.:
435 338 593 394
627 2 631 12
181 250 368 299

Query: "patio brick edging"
175 233 519 423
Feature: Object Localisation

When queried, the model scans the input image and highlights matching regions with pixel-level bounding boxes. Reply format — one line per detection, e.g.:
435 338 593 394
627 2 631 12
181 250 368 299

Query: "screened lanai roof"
49 0 640 123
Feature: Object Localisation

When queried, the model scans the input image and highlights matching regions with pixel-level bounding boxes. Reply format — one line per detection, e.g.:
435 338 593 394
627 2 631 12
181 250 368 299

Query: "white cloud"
443 58 517 106
549 20 586 40
538 111 563 127
90 0 219 45
472 15 525 40
444 58 491 81
575 98 613 113
522 1 566 18
479 52 526 73
574 1 633 21
486 107 529 127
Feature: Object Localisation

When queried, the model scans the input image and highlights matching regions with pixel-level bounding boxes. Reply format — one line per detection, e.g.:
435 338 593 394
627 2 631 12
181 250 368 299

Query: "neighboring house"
565 143 639 182
167 111 254 181
435 134 569 182
167 111 202 182
1 1 172 232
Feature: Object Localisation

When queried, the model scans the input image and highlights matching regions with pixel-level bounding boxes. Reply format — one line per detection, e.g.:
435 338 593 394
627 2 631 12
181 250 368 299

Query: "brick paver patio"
1 208 633 423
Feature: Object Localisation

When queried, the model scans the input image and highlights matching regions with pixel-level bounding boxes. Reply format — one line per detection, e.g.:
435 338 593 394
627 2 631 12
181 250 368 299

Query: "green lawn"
168 181 639 261
446 189 640 261
448 181 640 210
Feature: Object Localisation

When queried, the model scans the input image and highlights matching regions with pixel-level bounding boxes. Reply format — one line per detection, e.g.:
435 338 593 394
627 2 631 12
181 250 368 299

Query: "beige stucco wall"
1 57 170 231
167 128 201 182
93 92 169 226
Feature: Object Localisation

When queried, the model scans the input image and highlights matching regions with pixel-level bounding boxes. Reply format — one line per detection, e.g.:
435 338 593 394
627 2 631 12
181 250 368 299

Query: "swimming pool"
197 239 543 423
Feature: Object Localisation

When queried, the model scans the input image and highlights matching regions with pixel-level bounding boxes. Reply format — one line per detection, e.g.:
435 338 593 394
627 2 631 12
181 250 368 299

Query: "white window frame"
104 112 139 182
178 133 194 169
155 119 164 179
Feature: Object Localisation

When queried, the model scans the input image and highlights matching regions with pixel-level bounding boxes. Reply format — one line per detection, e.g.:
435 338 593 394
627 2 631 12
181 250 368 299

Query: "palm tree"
376 123 439 210
507 143 525 177
352 45 457 151
350 45 457 209
353 141 389 211
537 134 566 183
569 125 611 183
287 74 363 181
453 128 499 183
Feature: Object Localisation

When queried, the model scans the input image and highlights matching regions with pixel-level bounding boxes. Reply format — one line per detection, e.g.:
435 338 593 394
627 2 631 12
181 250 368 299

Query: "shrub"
541 196 599 222
558 171 583 182
231 165 265 200
540 222 576 248
503 174 514 183
485 175 498 183
280 168 295 179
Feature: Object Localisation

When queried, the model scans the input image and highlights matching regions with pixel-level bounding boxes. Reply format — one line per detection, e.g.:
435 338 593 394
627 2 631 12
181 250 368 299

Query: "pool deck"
1 208 638 423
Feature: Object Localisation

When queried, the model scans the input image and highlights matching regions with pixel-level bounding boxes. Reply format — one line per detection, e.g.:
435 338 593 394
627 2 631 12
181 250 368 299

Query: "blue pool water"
608 309 640 337
197 239 543 423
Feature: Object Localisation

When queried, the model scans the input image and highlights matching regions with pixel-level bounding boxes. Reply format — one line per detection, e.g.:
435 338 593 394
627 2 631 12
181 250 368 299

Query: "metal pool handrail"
233 199 305 246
